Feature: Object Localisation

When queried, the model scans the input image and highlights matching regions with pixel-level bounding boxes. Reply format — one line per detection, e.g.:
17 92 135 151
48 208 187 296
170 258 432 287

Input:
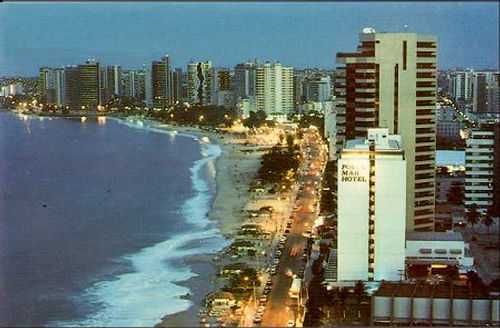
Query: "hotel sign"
341 164 368 182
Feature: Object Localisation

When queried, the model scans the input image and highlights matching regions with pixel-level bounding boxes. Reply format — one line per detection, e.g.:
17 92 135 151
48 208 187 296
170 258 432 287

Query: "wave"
51 119 228 327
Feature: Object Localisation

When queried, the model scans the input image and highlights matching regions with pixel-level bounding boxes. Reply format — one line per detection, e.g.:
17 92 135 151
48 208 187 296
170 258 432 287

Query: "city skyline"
1 2 499 76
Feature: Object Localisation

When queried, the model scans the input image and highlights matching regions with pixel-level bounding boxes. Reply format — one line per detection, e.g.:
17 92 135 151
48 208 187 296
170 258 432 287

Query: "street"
258 128 326 327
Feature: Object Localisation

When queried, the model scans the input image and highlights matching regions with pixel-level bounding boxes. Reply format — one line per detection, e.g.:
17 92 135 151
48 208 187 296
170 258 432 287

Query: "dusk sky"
1 2 498 76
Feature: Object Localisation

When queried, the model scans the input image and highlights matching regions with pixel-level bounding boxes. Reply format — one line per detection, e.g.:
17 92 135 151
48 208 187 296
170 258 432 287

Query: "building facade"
187 60 213 106
465 121 500 214
255 61 294 117
334 29 437 231
337 128 407 282
78 59 101 109
449 69 474 100
234 60 258 98
472 71 500 114
152 55 174 108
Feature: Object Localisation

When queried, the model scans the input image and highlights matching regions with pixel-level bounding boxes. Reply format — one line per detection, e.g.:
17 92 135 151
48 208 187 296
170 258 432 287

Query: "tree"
466 203 480 237
354 280 366 310
481 208 494 234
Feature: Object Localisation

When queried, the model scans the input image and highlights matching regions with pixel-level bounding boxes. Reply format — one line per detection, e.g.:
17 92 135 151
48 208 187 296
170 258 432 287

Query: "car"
253 314 262 323
263 286 271 294
302 253 308 260
266 278 273 286
287 320 295 327
273 258 280 264
276 250 282 256
270 268 277 275
259 295 267 303
257 305 266 315
278 243 284 250
284 229 290 234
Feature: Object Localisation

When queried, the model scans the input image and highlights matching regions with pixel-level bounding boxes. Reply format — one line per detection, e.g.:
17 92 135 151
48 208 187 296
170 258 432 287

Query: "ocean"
0 112 227 326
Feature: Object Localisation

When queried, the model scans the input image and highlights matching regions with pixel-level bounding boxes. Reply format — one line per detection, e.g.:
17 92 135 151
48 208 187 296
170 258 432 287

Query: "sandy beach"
156 125 266 327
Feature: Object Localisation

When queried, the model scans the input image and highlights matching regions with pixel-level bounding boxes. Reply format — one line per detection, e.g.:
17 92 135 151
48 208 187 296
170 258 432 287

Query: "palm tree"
481 208 494 234
466 203 480 237
354 280 366 310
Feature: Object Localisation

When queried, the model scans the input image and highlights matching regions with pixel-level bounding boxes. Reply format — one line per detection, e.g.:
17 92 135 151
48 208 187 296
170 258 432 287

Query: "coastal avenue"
258 128 326 327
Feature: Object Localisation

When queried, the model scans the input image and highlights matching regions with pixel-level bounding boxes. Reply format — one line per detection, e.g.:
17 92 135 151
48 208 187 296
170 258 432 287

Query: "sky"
0 2 498 76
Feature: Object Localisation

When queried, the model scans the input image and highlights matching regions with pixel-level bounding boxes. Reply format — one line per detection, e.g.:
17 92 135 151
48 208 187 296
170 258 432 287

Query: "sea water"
0 112 227 326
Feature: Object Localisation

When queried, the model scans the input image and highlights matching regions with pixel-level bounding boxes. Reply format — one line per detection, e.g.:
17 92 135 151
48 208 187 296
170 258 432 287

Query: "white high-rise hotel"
337 128 406 282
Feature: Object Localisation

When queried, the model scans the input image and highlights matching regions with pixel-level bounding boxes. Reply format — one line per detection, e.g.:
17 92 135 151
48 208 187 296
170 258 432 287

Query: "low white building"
406 232 474 272
337 128 407 282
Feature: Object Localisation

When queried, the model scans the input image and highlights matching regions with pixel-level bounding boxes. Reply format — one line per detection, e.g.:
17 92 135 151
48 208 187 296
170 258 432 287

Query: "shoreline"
155 123 263 327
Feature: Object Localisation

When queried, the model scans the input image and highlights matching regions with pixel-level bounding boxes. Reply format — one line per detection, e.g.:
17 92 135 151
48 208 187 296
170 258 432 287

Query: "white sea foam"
52 118 227 327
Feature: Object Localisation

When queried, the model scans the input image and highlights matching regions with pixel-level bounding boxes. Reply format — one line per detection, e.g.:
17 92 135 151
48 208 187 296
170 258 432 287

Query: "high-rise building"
304 75 331 102
38 67 65 107
53 68 65 107
187 60 213 106
293 75 304 110
78 59 101 109
38 67 52 103
449 69 474 100
234 61 258 99
465 121 500 215
337 128 406 282
256 61 294 117
137 65 152 106
152 55 174 108
334 29 437 231
172 68 183 104
64 66 80 110
121 69 138 99
215 68 231 91
106 65 122 102
473 71 500 114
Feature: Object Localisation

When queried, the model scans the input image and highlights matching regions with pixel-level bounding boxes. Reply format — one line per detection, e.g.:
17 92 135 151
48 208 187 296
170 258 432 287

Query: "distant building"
106 65 122 102
436 105 460 140
234 60 258 98
1 83 24 97
137 65 152 106
256 61 294 118
172 68 182 104
465 121 500 214
303 75 331 102
293 74 304 110
152 55 174 108
63 66 80 109
337 128 407 282
187 60 213 106
449 69 474 100
37 67 64 106
78 59 101 109
472 71 500 114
